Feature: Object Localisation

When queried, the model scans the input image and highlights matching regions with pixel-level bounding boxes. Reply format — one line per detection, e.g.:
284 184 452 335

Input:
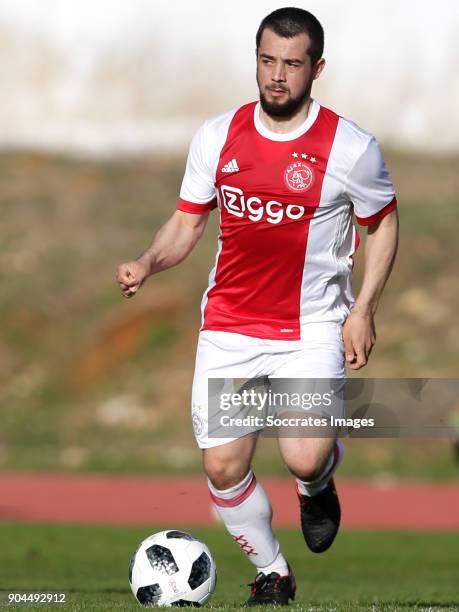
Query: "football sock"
256 550 290 577
208 470 289 576
296 439 344 497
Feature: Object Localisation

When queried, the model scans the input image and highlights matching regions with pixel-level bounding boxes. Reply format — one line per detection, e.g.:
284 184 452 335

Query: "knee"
204 454 250 490
285 453 328 482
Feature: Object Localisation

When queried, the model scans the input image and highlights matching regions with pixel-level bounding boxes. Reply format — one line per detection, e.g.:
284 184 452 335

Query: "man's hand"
116 259 150 299
342 309 376 370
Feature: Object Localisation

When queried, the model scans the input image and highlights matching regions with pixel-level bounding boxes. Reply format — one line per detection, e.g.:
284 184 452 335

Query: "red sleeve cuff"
177 198 217 214
355 197 397 226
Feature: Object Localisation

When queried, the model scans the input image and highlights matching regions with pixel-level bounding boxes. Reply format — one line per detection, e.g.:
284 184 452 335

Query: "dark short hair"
256 7 324 65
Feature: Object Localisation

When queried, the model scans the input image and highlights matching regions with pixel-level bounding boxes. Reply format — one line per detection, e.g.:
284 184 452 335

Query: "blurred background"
1 0 458 479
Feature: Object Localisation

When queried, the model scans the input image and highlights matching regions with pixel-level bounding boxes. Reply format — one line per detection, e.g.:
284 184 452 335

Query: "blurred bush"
0 150 458 477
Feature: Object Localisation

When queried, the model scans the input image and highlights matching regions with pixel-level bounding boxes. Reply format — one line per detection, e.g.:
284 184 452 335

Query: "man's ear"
313 57 326 80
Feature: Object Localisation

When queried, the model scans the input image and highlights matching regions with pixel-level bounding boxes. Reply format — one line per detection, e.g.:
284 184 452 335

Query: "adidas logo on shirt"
222 158 240 173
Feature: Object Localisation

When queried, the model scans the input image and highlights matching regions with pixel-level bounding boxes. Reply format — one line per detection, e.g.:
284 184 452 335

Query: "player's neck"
259 97 313 134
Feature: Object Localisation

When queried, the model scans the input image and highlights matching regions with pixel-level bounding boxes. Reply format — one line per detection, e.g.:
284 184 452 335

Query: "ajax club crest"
284 161 314 192
284 152 317 192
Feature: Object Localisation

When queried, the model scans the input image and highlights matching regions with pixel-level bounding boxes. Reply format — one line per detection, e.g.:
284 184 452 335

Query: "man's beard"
258 77 312 119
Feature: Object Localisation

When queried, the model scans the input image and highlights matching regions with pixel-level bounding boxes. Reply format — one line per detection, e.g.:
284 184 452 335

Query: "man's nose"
272 62 286 82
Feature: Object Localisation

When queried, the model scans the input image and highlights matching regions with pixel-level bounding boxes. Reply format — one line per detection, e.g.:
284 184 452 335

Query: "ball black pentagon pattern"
188 552 211 590
166 530 197 541
145 544 179 575
136 583 162 606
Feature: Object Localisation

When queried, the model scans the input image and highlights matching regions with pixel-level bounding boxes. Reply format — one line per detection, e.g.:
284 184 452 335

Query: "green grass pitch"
1 523 458 611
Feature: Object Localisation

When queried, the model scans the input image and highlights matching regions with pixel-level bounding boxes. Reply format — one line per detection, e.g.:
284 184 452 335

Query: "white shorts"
191 323 345 449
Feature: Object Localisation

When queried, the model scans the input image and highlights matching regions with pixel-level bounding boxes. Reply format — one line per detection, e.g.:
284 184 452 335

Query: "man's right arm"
116 209 210 299
117 117 218 299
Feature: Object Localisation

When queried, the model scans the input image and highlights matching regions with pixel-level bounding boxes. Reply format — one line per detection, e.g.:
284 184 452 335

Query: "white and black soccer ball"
129 530 217 607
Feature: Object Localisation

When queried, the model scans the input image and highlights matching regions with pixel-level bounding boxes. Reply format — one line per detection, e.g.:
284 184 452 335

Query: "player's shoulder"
335 112 376 152
191 103 254 156
197 109 237 143
201 102 254 134
319 104 383 168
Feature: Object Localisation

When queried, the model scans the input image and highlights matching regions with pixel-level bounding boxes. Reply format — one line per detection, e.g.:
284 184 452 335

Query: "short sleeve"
346 136 397 226
177 122 217 214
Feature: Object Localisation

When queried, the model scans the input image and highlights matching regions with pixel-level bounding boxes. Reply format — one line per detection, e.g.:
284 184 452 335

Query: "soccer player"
116 7 399 606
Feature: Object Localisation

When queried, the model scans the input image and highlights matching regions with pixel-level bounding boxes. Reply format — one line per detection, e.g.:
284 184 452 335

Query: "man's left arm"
343 208 399 370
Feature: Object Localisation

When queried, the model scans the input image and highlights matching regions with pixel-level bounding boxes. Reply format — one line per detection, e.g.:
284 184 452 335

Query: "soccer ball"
129 530 217 607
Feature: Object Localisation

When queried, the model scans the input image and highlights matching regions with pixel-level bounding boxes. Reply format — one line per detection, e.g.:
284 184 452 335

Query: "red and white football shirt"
178 100 397 341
